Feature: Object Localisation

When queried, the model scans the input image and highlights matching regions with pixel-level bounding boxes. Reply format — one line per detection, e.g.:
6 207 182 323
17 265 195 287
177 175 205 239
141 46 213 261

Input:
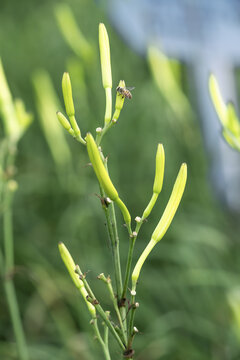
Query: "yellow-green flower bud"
226 103 240 137
209 75 240 151
132 163 187 291
99 23 112 89
86 132 118 201
0 58 21 140
151 163 187 243
62 72 75 117
209 74 227 127
142 144 165 220
14 99 33 134
153 143 165 194
112 80 125 122
56 111 75 136
86 133 131 227
62 72 82 139
115 197 131 228
58 242 96 316
131 238 156 291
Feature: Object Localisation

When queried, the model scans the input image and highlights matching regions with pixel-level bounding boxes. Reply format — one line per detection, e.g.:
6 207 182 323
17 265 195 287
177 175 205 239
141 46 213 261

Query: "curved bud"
86 133 131 227
86 133 119 201
112 80 125 123
62 72 82 139
14 99 33 134
115 197 131 228
56 111 75 136
131 238 156 291
0 58 21 140
62 72 75 117
58 242 96 316
226 102 240 138
152 163 187 243
153 144 165 194
209 74 227 127
99 23 112 89
132 163 187 291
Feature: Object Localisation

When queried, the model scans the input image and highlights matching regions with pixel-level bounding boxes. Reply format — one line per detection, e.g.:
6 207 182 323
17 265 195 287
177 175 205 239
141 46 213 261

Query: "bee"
116 85 135 99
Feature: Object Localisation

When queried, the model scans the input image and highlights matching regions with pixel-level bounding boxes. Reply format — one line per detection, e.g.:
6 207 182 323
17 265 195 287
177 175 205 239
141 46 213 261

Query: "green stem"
4 281 29 360
109 202 123 298
4 188 14 268
103 314 109 348
96 122 113 146
97 156 123 302
122 235 136 302
75 267 126 350
99 186 123 302
100 175 129 340
92 319 111 360
121 192 157 305
98 274 127 344
3 185 29 360
127 293 137 348
94 303 125 350
104 87 112 125
142 192 159 220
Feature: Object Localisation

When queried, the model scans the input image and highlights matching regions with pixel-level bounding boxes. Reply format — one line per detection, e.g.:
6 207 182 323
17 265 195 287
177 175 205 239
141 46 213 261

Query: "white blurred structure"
109 0 240 212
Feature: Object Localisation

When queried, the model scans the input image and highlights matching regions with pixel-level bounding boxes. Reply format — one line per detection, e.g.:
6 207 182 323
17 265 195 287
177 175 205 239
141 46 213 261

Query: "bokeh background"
1 0 240 359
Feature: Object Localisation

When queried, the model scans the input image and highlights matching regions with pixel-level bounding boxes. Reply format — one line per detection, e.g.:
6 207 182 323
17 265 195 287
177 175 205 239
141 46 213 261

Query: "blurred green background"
1 0 240 359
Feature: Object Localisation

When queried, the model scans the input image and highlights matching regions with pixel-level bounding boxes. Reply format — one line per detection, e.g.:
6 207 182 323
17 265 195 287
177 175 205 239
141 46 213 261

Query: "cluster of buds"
132 163 187 291
56 72 86 144
209 74 240 151
57 22 188 360
0 58 32 142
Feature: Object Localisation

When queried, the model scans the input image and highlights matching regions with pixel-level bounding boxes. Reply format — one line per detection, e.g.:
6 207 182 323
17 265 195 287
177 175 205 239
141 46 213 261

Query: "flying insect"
116 85 135 99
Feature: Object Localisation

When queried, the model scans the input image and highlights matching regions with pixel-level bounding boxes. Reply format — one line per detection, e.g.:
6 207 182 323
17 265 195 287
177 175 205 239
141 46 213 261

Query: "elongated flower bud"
86 133 131 226
142 144 165 220
62 72 75 117
209 74 227 127
151 163 187 243
0 58 21 140
153 144 165 194
99 23 112 89
132 163 187 291
209 75 240 151
56 111 74 135
86 133 119 201
113 80 125 122
58 242 96 316
14 99 33 134
62 72 82 139
115 197 131 228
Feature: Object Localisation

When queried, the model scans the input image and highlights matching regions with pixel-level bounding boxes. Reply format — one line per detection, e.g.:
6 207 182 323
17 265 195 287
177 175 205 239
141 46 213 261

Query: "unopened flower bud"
56 111 74 136
153 143 165 194
62 72 75 117
112 80 125 122
86 132 119 201
58 242 96 316
152 163 187 243
142 144 165 220
99 23 112 89
132 163 187 291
